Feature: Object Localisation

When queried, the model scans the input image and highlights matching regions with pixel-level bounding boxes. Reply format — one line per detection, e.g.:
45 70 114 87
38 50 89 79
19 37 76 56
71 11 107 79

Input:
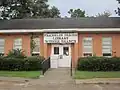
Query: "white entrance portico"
44 33 78 68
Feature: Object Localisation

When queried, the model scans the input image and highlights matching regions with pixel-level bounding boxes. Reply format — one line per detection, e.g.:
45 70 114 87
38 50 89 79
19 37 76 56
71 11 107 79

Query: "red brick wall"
78 33 120 57
1 33 120 62
0 34 31 56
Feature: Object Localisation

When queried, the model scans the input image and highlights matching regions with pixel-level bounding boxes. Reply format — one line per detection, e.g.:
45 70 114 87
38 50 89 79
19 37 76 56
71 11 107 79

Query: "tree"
30 0 50 18
0 0 33 19
116 0 120 16
95 11 112 17
68 9 86 18
0 0 60 19
48 6 60 18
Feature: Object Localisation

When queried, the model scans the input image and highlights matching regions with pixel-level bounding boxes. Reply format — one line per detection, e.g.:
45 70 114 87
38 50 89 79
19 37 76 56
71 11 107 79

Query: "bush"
0 57 24 71
6 49 26 58
0 56 44 71
77 57 120 71
24 56 44 71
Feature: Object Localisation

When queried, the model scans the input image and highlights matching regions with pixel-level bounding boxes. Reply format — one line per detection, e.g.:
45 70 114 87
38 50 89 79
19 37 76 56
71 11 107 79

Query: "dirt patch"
0 80 28 86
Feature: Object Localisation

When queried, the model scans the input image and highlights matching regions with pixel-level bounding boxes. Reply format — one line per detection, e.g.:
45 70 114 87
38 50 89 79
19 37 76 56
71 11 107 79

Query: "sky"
48 0 119 17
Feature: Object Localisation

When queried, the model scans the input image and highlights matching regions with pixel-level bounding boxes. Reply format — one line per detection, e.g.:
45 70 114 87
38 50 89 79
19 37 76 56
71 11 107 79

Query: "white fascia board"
0 29 44 33
42 28 120 32
76 28 120 32
0 28 120 33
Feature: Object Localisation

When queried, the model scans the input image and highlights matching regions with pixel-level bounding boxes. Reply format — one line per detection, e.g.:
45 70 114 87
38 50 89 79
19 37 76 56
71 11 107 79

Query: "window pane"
83 37 92 54
83 46 92 48
33 38 40 45
32 53 39 56
102 37 112 55
103 53 112 56
83 53 92 57
103 46 111 49
63 47 69 55
103 42 111 45
33 46 40 52
103 38 112 41
14 38 22 45
102 49 111 53
0 38 4 53
14 38 22 50
32 37 40 53
14 46 22 50
54 47 59 55
0 39 4 45
83 48 92 53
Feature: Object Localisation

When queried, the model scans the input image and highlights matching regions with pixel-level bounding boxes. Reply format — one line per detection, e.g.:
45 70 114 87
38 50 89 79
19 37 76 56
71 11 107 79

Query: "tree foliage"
0 0 60 19
95 11 112 17
48 6 60 18
68 9 86 18
116 0 120 16
30 35 36 55
6 49 26 58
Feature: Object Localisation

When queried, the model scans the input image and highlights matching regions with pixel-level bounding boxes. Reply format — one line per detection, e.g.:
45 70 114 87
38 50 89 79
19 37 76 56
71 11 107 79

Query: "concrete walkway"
40 68 73 83
22 68 79 90
28 68 75 85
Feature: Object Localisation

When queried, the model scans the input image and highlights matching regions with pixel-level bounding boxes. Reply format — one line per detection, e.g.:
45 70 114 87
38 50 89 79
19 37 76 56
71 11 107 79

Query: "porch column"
73 43 79 67
40 34 44 56
43 43 48 59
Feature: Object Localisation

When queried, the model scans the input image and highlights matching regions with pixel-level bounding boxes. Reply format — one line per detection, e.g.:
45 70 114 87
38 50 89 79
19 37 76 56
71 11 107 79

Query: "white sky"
48 0 120 17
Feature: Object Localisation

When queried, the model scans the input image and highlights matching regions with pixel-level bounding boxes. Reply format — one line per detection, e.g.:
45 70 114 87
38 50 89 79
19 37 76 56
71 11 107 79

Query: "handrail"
70 58 72 76
41 57 50 75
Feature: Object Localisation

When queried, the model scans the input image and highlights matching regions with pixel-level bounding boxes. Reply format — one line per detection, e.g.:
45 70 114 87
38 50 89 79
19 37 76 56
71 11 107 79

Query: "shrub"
0 57 24 71
77 57 120 71
23 56 44 71
0 56 44 71
6 49 26 58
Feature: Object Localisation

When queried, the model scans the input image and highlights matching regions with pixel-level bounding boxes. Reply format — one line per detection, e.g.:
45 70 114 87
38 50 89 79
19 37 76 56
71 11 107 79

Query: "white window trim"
13 38 22 50
32 37 40 54
102 37 112 57
82 37 93 57
0 38 5 54
32 52 40 54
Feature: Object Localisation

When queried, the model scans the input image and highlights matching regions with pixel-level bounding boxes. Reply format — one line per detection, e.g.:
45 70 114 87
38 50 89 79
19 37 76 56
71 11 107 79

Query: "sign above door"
44 33 78 43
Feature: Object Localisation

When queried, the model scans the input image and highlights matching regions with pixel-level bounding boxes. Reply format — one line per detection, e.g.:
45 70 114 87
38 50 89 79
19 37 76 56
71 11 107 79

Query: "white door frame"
50 44 71 68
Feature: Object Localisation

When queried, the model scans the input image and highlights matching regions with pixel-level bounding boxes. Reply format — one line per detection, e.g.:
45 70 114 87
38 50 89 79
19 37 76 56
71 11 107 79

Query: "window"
32 37 40 55
54 47 59 55
0 38 5 56
83 37 93 57
63 47 69 56
102 37 112 57
14 38 22 50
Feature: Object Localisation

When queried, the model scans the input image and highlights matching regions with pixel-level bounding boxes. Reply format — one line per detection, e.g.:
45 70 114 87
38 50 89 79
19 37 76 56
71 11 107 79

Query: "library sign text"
44 33 78 43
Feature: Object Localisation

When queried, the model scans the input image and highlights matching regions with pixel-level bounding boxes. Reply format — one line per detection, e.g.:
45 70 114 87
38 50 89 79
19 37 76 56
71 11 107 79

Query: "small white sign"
44 33 78 43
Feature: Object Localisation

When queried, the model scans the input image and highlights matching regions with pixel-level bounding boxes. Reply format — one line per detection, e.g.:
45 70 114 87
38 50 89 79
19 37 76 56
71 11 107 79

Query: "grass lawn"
0 71 41 78
75 71 120 79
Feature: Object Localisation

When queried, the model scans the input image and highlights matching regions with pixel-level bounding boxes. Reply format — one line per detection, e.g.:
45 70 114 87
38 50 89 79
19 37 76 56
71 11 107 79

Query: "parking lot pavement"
20 83 120 90
0 80 120 90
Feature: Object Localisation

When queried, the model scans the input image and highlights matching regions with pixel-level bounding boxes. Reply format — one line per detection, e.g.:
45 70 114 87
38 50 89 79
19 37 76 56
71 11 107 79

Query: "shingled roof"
0 17 120 30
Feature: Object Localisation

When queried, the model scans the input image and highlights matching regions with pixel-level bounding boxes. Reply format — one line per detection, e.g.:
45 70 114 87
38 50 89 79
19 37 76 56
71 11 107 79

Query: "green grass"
0 71 41 78
75 71 120 79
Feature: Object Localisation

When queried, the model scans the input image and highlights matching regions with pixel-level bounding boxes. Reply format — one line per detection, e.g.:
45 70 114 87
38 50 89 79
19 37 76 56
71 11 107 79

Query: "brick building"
0 17 120 68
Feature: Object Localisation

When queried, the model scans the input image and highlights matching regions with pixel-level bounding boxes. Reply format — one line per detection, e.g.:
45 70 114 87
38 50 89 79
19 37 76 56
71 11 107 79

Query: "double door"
50 44 71 68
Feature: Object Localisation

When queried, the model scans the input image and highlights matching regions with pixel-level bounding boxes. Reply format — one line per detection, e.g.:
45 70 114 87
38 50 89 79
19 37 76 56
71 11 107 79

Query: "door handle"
59 55 63 59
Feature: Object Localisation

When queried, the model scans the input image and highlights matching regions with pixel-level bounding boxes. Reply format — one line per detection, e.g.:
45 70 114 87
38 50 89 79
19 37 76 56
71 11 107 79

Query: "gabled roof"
0 17 120 30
